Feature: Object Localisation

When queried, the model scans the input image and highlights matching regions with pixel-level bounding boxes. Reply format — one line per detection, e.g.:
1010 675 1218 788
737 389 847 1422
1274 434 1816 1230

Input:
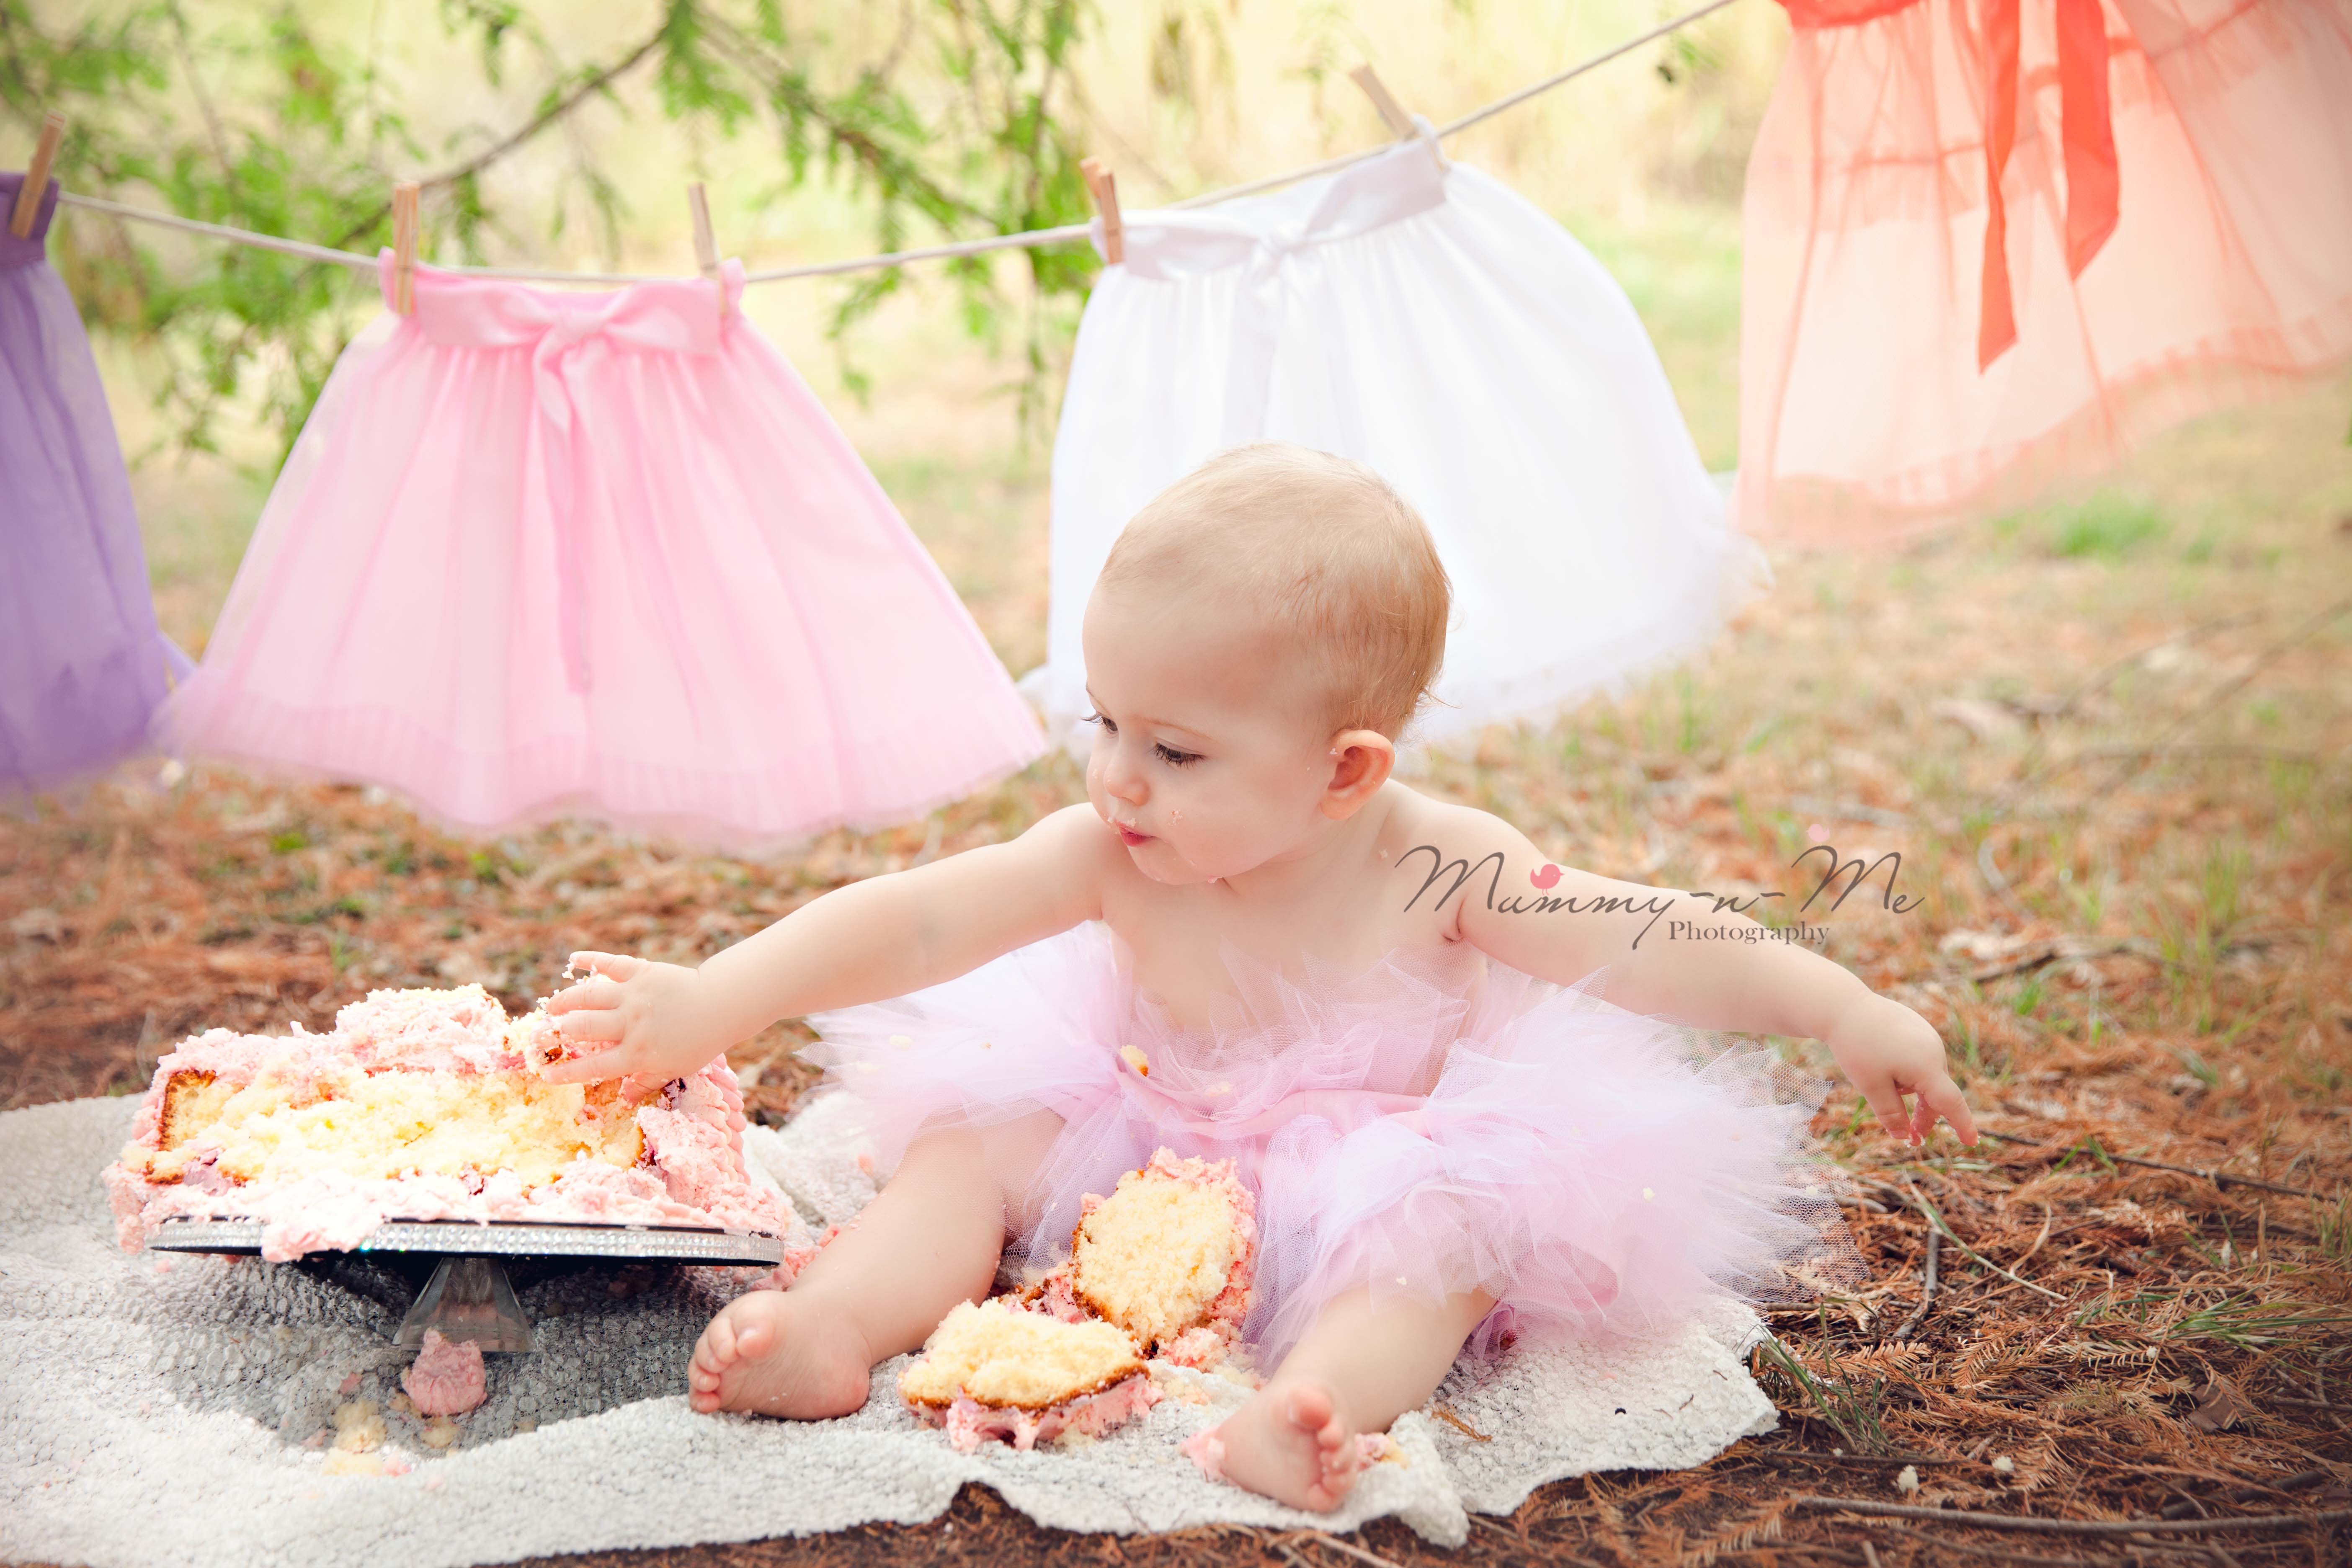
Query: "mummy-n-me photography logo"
1398 842 1916 949
1660 918 1830 947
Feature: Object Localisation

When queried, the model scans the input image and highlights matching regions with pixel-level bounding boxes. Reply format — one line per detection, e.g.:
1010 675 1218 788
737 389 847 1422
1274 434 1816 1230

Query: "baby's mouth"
1115 823 1153 847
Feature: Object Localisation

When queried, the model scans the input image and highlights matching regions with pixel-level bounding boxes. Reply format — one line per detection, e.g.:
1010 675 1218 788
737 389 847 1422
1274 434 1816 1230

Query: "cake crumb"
338 1372 361 1396
389 1390 416 1417
420 1416 462 1450
330 1400 384 1454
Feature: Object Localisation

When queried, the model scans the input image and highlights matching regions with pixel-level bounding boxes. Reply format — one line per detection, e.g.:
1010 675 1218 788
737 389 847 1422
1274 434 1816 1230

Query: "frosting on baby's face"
1079 579 1387 885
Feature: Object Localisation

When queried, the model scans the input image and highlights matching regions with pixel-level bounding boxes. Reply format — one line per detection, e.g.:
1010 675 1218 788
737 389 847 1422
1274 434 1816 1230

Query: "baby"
543 442 1975 1510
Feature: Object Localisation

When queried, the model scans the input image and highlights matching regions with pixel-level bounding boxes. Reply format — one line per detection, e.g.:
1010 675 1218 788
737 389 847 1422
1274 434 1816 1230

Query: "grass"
1751 1319 1897 1457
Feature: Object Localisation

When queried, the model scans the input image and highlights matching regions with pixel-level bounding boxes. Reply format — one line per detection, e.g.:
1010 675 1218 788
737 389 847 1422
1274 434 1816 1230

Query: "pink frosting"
401 1330 487 1416
106 986 799 1260
920 1372 1163 1454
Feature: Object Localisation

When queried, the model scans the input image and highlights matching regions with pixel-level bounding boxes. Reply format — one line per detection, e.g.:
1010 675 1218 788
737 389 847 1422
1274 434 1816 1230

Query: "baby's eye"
1154 742 1200 767
1083 711 1116 734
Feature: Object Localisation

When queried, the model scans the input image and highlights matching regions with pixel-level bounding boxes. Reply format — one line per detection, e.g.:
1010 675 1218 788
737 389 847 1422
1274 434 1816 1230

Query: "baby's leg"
689 1109 1062 1418
1206 1287 1495 1511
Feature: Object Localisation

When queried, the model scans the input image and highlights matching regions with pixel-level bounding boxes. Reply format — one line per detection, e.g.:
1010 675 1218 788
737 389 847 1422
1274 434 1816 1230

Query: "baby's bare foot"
687 1289 872 1418
1202 1380 1360 1511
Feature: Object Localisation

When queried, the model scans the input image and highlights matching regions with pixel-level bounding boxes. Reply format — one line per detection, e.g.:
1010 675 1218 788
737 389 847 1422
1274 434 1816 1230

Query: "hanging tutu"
1737 0 2352 547
157 255 1045 849
1 172 191 799
803 922 1858 1367
1021 135 1770 759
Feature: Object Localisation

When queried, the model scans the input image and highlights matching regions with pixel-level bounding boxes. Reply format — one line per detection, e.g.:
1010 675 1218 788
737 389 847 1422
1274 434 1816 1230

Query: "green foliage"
0 0 1101 464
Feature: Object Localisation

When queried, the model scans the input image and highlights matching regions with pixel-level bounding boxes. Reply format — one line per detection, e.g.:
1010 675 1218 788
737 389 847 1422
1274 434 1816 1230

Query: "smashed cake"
105 984 800 1262
900 1149 1257 1451
899 1298 1160 1453
1035 1149 1257 1366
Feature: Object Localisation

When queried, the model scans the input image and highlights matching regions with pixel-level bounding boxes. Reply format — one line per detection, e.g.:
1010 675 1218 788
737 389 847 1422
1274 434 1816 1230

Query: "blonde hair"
1094 443 1451 739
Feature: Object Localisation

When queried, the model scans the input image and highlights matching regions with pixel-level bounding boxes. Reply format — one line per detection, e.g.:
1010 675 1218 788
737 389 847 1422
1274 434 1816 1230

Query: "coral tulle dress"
1737 0 2352 547
804 922 1856 1366
157 255 1044 849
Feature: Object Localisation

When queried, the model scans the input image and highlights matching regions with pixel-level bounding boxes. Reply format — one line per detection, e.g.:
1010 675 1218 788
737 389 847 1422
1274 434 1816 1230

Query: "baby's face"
1080 580 1346 884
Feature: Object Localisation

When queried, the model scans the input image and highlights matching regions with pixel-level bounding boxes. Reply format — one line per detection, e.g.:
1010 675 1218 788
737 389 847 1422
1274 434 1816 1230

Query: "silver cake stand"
149 1217 788 1352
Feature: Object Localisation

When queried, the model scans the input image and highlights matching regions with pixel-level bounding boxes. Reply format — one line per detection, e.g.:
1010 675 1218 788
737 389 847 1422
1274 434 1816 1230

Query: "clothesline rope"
46 0 1746 288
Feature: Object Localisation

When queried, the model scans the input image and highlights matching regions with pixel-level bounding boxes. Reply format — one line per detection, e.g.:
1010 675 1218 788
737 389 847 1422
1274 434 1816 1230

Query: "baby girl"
542 443 1975 1510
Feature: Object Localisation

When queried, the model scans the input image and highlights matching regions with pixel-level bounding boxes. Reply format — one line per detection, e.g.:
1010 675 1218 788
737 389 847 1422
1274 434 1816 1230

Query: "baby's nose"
1094 748 1148 804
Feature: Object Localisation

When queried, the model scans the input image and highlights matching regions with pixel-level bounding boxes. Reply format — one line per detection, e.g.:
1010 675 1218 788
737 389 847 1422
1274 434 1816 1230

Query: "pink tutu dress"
804 922 1856 1366
157 255 1044 849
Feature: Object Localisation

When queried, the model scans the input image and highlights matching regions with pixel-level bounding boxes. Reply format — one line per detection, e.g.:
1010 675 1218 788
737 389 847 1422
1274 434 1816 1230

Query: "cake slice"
1053 1150 1256 1363
899 1298 1160 1452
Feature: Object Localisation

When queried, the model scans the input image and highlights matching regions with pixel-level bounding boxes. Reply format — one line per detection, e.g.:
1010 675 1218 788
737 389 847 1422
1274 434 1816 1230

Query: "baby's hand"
1822 993 1978 1148
539 951 736 1085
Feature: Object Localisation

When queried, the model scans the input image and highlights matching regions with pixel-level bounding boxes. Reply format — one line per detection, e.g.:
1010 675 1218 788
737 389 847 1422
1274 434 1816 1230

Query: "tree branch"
330 24 666 248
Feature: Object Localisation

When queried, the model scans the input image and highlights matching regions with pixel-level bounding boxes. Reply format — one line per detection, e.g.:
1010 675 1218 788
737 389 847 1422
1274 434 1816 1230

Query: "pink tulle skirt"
804 923 1857 1367
156 255 1044 850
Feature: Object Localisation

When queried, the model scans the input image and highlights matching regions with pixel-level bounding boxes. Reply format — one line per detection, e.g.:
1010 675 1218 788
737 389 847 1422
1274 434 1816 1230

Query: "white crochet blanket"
0 1093 1778 1567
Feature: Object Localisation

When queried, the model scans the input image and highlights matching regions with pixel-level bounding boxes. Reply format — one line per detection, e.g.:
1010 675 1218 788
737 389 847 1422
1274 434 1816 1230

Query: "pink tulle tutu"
156 255 1044 850
804 922 1857 1366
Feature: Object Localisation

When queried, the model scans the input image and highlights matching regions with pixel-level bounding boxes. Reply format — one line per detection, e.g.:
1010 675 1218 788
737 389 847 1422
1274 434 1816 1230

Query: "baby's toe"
732 1310 776 1360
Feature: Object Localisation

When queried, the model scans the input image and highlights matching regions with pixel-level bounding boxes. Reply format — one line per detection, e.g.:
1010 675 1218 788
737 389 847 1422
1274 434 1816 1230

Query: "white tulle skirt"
1020 135 1771 760
803 922 1858 1368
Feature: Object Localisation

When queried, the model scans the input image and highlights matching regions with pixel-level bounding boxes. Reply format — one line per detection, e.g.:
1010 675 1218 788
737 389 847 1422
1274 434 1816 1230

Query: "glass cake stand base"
397 1254 536 1352
148 1217 789 1354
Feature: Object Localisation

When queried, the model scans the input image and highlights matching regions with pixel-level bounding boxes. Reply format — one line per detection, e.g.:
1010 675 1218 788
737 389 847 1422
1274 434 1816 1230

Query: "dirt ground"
6 377 2351 1564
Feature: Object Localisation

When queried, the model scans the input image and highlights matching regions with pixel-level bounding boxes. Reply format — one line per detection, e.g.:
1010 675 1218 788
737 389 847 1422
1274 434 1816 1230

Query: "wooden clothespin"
1349 64 1447 173
1080 157 1123 266
687 181 728 317
390 181 420 315
10 110 66 240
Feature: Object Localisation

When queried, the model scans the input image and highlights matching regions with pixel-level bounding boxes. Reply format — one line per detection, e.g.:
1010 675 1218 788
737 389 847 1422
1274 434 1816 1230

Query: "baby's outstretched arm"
540 805 1117 1083
1422 807 1975 1147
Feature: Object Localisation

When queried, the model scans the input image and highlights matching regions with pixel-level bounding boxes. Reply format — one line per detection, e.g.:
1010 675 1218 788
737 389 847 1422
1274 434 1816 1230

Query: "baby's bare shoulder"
1373 785 1534 859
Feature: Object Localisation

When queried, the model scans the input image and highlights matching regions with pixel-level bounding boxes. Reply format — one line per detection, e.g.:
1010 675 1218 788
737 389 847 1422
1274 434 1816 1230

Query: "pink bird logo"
1529 863 1562 890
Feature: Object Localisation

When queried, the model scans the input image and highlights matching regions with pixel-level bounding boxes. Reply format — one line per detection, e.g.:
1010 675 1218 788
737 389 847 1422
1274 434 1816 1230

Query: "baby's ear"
1320 729 1395 819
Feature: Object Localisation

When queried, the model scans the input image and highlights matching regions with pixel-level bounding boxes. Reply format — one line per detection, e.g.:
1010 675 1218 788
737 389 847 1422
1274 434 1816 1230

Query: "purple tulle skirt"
0 173 189 799
804 922 1860 1368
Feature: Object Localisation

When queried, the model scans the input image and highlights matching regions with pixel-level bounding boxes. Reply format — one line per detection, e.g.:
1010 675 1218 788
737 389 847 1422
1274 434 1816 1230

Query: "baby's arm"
540 804 1118 1083
1419 805 1974 1146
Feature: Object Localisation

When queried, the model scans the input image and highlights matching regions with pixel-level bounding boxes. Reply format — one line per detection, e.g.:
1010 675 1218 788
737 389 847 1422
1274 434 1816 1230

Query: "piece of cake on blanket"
900 1148 1257 1452
1033 1150 1256 1367
900 1298 1161 1453
104 985 801 1263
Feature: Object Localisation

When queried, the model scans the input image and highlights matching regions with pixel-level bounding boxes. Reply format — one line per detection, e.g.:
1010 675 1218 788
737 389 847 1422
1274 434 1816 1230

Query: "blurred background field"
7 1 2352 1561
